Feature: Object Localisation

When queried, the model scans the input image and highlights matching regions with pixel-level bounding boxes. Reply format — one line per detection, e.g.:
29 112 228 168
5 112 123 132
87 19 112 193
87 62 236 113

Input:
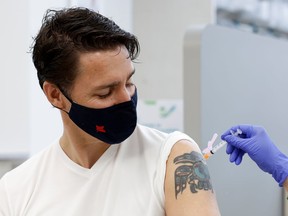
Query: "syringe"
203 129 242 160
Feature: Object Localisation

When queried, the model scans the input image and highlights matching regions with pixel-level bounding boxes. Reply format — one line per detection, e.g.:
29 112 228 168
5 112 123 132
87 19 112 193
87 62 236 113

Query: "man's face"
68 46 136 109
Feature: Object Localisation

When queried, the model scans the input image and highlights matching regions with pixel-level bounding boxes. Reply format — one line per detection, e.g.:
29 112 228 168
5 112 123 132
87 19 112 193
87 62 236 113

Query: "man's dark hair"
32 7 140 94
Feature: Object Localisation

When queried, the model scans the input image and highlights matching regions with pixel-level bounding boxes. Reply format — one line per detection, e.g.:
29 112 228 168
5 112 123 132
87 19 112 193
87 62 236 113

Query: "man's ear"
42 81 69 111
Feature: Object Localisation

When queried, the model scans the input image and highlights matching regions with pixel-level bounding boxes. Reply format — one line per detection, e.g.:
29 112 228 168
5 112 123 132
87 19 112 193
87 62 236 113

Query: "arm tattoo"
174 151 213 199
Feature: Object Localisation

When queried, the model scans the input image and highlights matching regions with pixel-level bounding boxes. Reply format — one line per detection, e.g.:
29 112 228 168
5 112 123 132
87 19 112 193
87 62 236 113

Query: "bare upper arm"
164 139 221 216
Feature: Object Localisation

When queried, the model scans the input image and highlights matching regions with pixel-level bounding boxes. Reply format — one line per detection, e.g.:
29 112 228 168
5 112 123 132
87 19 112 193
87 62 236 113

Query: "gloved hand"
221 125 288 186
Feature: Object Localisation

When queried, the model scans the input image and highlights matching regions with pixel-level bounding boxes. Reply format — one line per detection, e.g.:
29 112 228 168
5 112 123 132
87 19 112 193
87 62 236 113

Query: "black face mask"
61 89 138 144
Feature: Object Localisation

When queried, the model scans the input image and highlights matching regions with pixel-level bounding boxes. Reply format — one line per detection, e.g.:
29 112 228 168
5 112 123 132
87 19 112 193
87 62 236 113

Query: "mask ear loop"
51 85 73 114
52 104 69 114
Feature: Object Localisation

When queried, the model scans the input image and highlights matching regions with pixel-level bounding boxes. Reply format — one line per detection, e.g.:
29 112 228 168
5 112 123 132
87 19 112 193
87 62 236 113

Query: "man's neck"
59 130 110 169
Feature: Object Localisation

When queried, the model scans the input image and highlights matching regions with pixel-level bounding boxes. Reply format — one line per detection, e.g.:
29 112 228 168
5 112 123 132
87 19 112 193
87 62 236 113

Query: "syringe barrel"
211 141 227 153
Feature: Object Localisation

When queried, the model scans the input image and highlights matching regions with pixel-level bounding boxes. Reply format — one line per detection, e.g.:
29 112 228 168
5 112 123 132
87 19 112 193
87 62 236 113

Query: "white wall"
0 0 30 158
97 0 133 33
133 0 215 99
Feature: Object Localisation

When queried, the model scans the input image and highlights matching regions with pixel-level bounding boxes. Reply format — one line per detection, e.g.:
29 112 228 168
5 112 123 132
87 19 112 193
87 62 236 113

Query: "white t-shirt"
0 124 195 216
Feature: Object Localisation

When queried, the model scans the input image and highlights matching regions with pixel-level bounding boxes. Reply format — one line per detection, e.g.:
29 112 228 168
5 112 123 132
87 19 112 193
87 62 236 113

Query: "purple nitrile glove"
221 125 288 186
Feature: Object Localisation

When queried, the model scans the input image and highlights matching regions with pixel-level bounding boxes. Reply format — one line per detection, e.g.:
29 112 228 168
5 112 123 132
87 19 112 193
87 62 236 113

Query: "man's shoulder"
135 124 194 144
129 124 197 155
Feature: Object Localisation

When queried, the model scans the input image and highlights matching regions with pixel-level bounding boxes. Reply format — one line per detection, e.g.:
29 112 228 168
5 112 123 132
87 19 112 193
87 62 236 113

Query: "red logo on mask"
96 125 106 133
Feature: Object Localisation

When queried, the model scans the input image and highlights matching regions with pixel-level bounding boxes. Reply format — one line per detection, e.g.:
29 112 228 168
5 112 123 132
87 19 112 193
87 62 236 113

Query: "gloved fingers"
226 143 245 164
234 150 245 165
227 145 245 165
229 146 241 163
237 125 255 138
223 135 245 150
226 143 235 154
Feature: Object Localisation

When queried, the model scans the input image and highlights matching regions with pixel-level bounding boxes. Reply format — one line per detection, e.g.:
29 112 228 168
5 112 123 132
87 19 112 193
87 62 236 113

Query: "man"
0 8 220 215
222 125 288 191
